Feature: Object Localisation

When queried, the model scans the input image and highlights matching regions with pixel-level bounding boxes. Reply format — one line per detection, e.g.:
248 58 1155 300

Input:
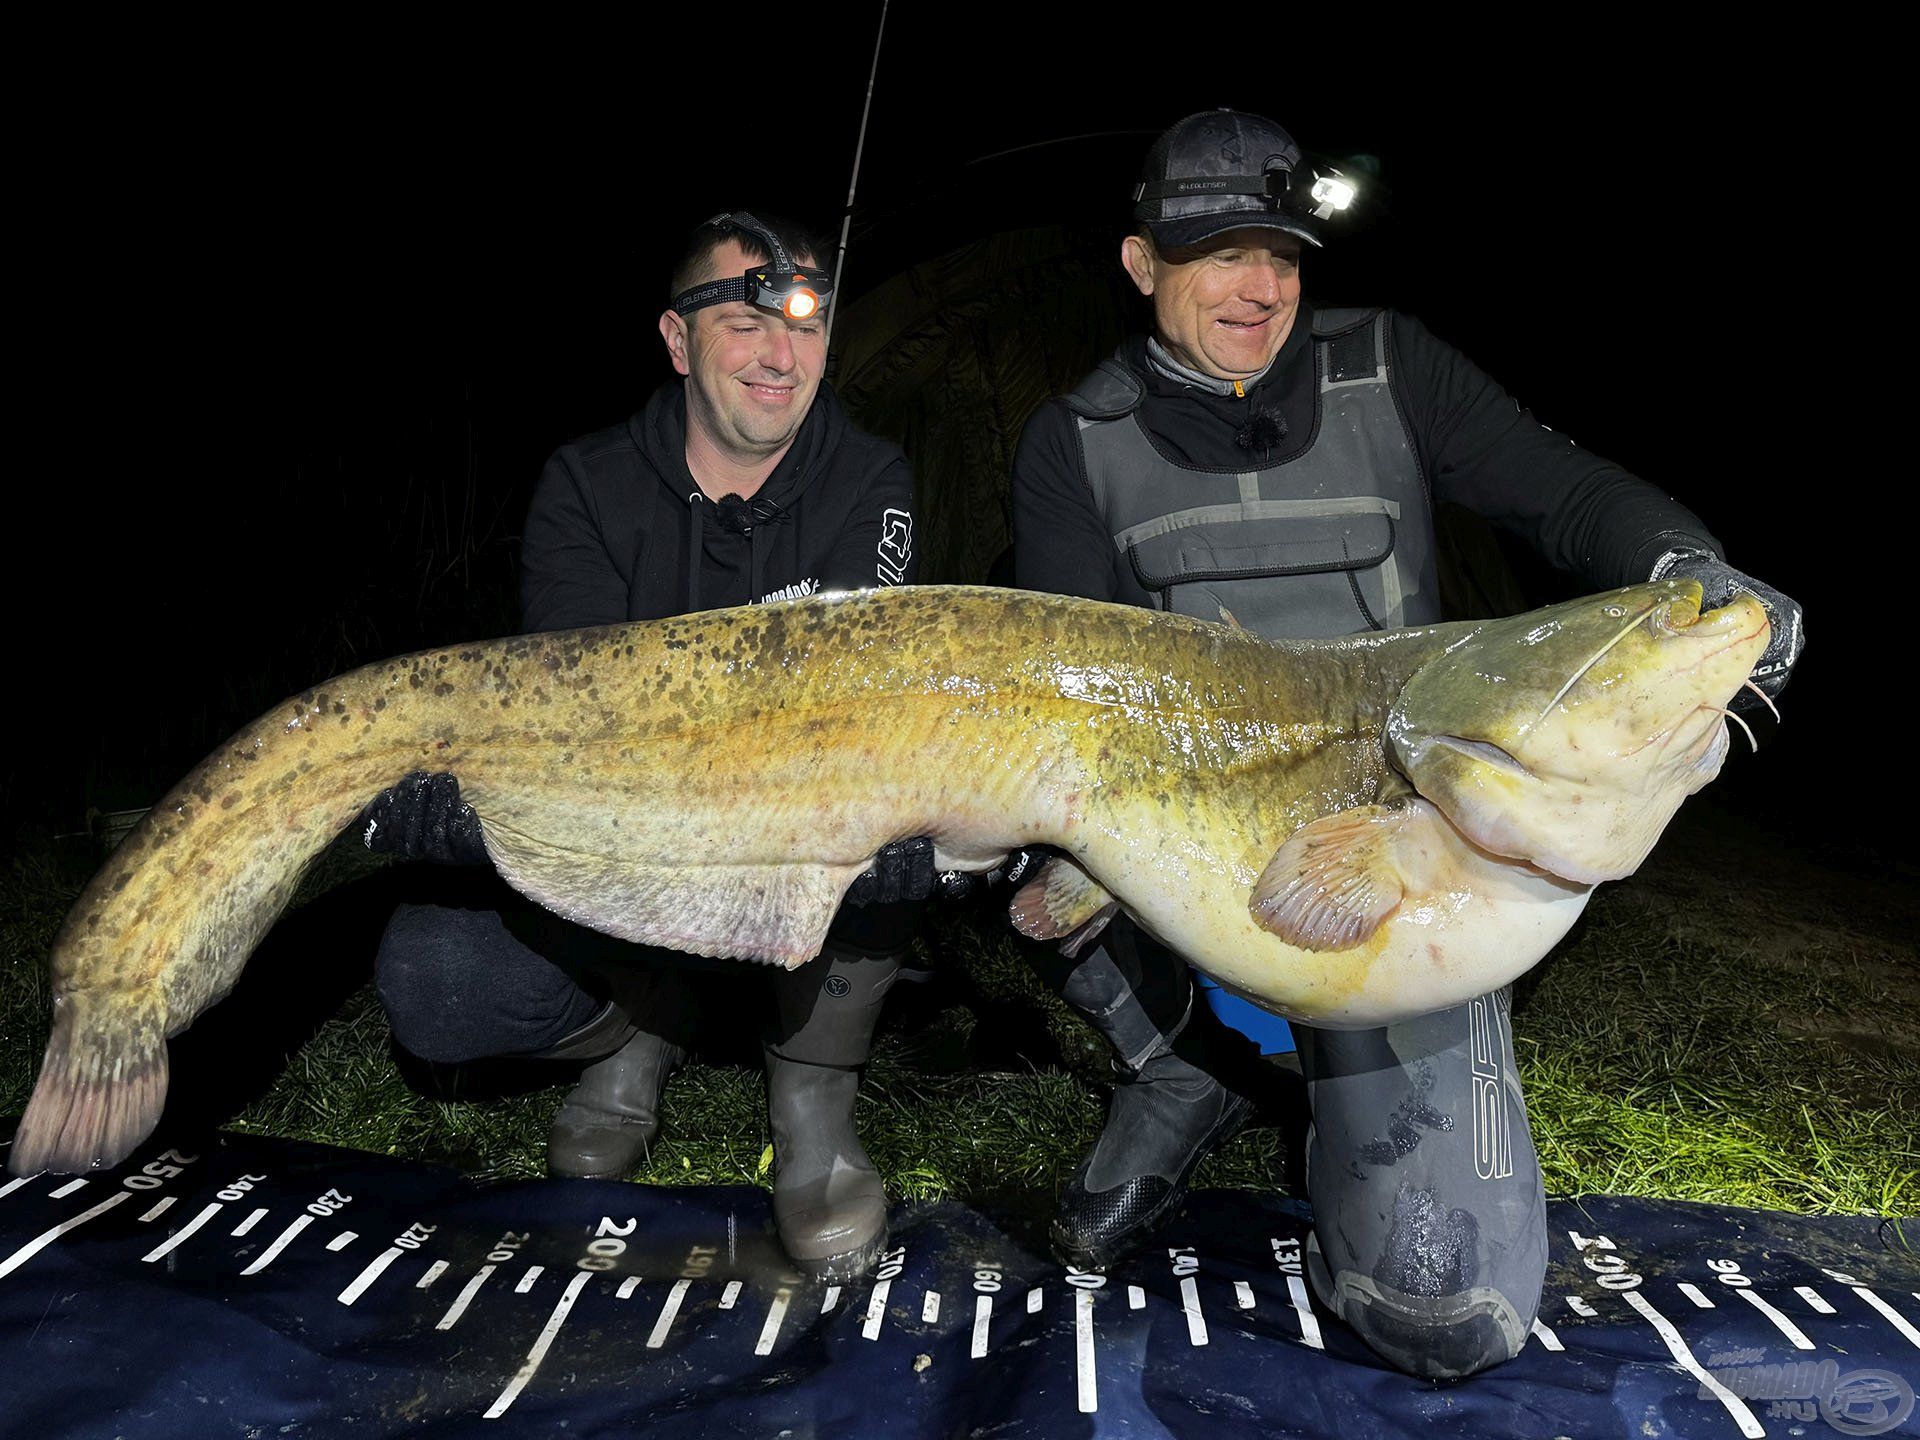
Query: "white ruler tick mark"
338 1247 403 1306
240 1214 314 1275
0 1191 130 1280
230 1208 268 1237
862 1279 893 1340
970 1296 992 1358
141 1202 222 1264
483 1270 593 1420
1623 1289 1764 1439
1074 1287 1097 1413
646 1278 689 1348
755 1287 792 1356
435 1264 496 1330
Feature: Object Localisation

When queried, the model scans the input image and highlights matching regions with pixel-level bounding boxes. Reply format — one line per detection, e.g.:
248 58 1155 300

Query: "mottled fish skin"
11 583 1762 1176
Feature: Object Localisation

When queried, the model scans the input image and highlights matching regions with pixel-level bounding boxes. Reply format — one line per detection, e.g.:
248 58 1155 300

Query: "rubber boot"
1297 988 1546 1379
1041 926 1253 1271
546 965 696 1181
765 945 901 1279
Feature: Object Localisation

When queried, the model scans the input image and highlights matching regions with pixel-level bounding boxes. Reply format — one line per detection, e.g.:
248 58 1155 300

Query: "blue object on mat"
2 1128 1916 1438
1195 970 1297 1055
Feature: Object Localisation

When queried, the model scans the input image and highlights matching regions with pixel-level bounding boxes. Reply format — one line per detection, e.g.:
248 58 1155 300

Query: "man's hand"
844 836 941 906
360 772 490 866
842 840 1053 906
1652 550 1805 713
933 846 1050 902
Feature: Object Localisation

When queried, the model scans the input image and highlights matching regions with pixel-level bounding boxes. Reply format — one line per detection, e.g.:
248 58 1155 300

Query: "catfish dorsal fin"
1251 799 1445 952
1010 857 1119 959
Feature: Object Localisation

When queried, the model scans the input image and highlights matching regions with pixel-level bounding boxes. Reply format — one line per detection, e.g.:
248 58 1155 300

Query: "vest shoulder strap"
1310 306 1380 339
1063 354 1145 421
1313 307 1385 385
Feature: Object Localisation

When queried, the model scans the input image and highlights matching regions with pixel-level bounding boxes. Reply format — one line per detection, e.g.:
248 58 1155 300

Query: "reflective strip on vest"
1075 312 1440 640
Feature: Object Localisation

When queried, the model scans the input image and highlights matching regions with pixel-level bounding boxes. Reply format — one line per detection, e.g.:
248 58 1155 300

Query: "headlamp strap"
671 276 749 315
1133 169 1292 206
710 210 794 273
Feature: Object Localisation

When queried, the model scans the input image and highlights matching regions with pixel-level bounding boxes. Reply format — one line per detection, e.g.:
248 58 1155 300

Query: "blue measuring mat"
0 1129 1914 1438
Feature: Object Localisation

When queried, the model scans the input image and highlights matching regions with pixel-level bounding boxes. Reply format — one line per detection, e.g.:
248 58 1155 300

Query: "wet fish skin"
9 582 1766 1176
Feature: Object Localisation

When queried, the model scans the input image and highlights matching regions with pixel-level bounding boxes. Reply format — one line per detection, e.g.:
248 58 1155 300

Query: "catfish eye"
1434 735 1534 779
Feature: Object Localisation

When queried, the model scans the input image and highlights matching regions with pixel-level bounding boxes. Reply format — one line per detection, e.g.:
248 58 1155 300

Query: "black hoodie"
521 381 917 633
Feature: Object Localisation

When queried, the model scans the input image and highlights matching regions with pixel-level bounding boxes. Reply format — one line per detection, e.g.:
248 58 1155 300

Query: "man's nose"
760 325 798 373
1239 258 1283 305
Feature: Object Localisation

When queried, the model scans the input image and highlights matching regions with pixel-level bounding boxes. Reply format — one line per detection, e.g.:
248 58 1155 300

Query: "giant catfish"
11 579 1770 1175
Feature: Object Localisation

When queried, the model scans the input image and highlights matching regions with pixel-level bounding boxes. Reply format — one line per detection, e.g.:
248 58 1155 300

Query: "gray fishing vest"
1067 308 1440 639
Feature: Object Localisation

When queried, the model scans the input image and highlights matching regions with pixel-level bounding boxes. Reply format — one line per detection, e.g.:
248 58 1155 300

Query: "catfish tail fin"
15 686 416 1175
10 987 169 1175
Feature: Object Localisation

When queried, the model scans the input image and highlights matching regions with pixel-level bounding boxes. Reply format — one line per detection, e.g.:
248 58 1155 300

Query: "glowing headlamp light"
670 211 834 322
1308 171 1358 219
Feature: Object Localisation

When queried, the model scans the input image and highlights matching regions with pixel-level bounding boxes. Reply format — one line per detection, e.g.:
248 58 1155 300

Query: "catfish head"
1386 580 1771 884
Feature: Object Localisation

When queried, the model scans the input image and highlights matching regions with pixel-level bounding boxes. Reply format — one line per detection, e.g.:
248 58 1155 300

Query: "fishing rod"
825 0 887 357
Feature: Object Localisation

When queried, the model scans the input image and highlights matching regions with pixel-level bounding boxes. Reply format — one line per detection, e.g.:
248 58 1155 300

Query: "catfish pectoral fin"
11 987 168 1176
1010 858 1120 958
1250 799 1449 952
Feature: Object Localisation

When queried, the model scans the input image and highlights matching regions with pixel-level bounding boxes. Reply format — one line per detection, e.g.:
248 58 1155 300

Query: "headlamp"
1132 159 1362 228
670 211 835 322
1307 170 1358 219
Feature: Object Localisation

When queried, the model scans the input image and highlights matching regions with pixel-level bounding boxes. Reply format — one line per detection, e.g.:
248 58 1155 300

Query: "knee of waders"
375 905 516 1064
1305 1227 1537 1381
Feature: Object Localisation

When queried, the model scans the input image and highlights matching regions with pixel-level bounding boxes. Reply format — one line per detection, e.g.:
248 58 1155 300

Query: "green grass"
3 806 1915 1218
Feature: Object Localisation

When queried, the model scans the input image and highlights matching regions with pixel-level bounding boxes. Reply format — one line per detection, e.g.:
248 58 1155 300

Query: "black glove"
359 771 490 866
843 839 1051 905
1652 550 1805 713
843 836 940 906
932 845 1050 903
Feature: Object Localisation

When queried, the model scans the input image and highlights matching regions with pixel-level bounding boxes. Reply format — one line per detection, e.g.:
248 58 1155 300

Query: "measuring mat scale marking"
230 1207 267 1236
0 1139 1915 1438
0 1190 131 1281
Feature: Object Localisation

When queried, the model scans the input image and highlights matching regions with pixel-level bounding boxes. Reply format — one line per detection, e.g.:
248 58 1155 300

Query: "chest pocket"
1123 499 1402 640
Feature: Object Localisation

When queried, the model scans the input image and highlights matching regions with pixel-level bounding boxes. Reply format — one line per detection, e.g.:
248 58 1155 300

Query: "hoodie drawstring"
685 492 706 612
685 490 792 610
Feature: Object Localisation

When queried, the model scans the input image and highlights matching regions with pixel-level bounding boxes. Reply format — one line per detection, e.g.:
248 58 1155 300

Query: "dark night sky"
15 21 1899 858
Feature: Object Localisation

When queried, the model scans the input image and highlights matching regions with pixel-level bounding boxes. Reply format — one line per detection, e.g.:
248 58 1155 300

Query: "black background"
12 18 1899 861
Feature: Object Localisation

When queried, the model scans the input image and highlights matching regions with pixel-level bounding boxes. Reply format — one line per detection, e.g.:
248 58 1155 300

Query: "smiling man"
1009 109 1805 1380
366 212 923 1283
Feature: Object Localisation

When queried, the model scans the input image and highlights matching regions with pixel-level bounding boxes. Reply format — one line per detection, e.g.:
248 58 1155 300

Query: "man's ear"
658 309 692 377
1120 234 1157 298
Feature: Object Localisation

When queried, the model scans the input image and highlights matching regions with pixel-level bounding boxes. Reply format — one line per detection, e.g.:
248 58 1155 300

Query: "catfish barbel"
11 580 1769 1175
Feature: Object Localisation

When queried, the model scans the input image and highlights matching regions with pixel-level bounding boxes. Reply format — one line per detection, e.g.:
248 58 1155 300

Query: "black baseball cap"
1133 108 1323 249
